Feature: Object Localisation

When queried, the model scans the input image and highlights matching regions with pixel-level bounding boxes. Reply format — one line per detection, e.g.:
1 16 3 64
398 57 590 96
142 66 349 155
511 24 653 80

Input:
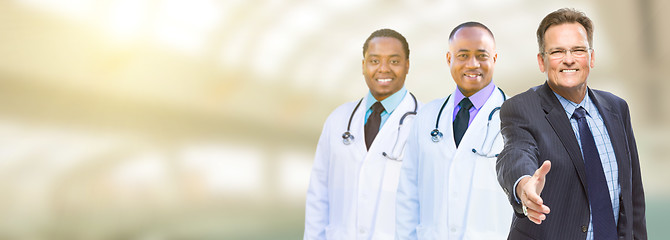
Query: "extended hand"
517 160 552 224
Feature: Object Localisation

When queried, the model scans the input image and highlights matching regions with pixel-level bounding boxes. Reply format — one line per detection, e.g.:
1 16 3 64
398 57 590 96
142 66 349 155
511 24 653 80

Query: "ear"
537 53 546 73
405 59 410 73
362 58 365 74
493 52 498 63
446 52 452 66
589 49 595 68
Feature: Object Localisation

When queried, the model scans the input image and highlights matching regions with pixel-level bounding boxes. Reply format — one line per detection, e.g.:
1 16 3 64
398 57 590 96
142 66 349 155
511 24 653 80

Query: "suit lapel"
537 83 587 191
589 90 629 188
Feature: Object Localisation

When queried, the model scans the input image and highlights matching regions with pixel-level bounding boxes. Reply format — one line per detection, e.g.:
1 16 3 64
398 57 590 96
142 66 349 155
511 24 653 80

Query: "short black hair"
362 28 409 59
448 21 495 42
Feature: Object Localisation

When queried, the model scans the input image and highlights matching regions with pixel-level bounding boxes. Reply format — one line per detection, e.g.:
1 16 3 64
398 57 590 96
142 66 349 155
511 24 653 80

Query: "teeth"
466 74 478 77
378 78 391 82
562 69 577 73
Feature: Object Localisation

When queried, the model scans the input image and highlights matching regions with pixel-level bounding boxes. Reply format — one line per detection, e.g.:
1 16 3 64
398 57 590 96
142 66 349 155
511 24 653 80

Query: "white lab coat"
395 89 511 240
305 92 420 240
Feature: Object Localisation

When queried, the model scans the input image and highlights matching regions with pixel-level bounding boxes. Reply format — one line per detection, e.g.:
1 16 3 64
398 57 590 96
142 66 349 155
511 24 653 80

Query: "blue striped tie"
572 107 617 239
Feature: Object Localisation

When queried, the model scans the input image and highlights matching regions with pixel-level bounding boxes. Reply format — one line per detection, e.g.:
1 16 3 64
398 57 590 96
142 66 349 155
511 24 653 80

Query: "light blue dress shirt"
554 92 620 240
364 87 407 129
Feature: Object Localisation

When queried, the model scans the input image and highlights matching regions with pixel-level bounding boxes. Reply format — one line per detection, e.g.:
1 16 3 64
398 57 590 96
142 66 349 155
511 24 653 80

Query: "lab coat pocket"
375 160 402 236
467 156 511 236
474 156 500 191
381 160 403 192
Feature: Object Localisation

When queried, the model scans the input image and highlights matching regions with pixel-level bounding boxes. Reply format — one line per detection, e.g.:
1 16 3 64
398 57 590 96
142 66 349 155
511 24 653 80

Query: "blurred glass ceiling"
1 0 667 206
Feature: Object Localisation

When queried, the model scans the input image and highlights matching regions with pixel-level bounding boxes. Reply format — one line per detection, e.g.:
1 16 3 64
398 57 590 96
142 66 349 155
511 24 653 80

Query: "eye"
369 59 379 64
550 50 564 55
456 54 468 60
572 49 588 55
390 60 400 64
477 54 489 60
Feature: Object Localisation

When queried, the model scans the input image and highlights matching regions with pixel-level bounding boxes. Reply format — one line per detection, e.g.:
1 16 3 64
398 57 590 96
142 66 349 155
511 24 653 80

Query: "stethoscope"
430 87 506 157
341 93 418 161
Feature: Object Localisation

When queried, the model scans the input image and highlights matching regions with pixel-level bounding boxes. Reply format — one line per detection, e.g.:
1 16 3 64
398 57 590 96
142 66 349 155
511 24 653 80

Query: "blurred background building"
0 0 667 239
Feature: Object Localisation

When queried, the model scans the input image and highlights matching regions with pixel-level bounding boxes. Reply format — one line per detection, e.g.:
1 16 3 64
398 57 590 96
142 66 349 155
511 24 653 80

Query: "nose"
379 61 391 72
562 51 576 65
465 56 480 68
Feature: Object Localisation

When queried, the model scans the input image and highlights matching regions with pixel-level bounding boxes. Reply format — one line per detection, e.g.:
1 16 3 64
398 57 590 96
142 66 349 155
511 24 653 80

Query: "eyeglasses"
542 48 591 59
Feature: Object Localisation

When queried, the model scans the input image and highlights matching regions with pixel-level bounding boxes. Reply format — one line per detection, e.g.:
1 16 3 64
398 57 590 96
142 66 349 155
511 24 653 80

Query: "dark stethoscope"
430 87 506 157
341 93 418 161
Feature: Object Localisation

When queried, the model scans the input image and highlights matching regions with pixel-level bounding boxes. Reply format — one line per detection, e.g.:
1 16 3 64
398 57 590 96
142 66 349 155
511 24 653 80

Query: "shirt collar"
365 86 407 113
553 90 595 118
453 81 495 110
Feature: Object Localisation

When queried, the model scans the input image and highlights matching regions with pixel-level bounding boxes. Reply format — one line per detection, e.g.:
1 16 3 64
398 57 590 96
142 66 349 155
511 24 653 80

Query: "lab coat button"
359 228 366 234
450 226 457 232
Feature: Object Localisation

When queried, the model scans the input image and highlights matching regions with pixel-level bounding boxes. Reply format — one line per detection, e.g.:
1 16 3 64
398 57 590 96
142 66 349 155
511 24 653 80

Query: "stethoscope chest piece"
342 132 354 145
430 129 443 142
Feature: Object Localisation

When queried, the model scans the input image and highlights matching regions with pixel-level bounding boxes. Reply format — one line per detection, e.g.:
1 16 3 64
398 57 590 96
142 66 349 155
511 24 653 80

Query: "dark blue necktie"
572 107 617 239
453 98 473 147
365 102 384 150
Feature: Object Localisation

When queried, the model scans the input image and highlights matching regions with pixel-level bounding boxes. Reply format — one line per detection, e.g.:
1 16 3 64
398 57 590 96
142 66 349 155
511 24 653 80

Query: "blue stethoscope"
430 87 506 157
341 93 418 161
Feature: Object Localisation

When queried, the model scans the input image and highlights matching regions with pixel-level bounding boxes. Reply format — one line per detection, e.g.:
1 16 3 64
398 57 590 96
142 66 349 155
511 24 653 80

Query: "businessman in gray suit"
496 8 646 240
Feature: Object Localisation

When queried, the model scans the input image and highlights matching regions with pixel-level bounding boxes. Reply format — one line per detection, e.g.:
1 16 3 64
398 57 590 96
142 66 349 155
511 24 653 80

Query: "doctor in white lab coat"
396 22 511 240
305 29 421 240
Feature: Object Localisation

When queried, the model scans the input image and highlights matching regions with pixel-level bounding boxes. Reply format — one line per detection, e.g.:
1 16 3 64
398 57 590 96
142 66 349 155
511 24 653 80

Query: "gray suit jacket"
496 82 646 240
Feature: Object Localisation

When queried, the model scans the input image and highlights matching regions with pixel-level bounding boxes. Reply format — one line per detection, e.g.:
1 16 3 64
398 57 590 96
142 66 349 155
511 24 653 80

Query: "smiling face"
362 37 409 101
538 22 595 102
446 26 497 97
